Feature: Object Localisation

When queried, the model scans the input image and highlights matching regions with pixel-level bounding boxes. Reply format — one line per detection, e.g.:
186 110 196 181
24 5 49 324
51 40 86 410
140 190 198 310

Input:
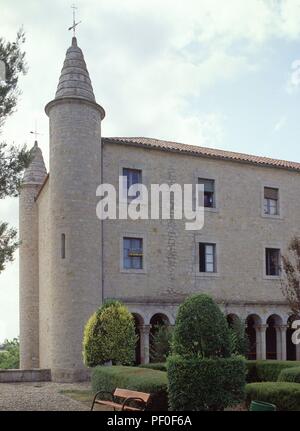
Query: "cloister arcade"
130 307 300 364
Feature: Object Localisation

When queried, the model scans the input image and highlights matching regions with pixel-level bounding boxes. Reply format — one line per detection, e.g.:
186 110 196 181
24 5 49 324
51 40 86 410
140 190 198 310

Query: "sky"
1 0 300 342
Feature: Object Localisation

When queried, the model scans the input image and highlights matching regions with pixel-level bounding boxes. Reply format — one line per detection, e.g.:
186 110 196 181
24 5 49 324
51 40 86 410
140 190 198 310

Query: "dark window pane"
61 233 66 259
266 248 280 276
123 237 143 270
199 178 215 208
199 243 216 273
264 187 278 200
199 243 206 272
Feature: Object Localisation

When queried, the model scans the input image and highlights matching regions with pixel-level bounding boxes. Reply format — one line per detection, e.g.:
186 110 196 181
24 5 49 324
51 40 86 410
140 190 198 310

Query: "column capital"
138 324 151 334
256 324 268 332
276 324 288 331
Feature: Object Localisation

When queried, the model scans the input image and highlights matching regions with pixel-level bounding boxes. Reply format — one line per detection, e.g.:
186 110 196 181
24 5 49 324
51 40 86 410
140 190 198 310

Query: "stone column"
274 326 282 360
257 324 268 360
139 325 151 364
296 343 300 361
279 325 287 360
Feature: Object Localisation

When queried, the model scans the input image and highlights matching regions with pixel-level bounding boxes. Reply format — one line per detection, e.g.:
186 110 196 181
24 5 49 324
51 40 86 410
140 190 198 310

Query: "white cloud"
274 115 287 132
286 59 300 93
1 0 300 340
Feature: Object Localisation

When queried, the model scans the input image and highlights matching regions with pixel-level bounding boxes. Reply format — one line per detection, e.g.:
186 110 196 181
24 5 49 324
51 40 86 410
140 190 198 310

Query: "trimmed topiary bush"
167 294 246 411
83 300 137 367
139 363 167 372
246 360 300 383
278 366 300 383
91 365 168 411
167 355 246 411
173 293 231 358
245 382 300 411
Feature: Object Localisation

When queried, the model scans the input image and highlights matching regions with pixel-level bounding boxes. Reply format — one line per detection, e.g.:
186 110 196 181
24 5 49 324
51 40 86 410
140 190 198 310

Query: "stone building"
19 37 300 382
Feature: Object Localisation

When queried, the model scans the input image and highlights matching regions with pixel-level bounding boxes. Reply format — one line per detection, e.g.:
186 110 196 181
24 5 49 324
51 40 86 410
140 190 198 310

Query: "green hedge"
167 355 246 411
139 363 167 372
91 366 168 411
278 367 300 383
246 382 300 411
172 294 231 358
246 361 300 382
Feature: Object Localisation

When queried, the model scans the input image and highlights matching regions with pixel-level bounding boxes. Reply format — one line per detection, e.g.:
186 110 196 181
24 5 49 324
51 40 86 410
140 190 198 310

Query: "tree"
83 300 137 367
150 324 173 363
0 30 31 273
228 317 249 356
0 337 19 369
281 236 300 317
172 293 232 358
167 294 246 411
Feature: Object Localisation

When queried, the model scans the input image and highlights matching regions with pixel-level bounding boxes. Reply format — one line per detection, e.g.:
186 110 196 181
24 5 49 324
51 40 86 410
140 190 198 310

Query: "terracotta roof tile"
103 137 300 172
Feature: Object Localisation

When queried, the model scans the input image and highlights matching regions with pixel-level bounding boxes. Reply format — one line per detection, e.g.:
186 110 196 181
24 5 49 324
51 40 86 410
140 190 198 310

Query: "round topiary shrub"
83 300 137 367
167 294 246 410
172 293 232 358
278 366 300 383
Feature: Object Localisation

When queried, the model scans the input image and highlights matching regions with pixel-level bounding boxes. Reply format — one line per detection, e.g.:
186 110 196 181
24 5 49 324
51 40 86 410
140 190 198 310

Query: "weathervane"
68 4 81 37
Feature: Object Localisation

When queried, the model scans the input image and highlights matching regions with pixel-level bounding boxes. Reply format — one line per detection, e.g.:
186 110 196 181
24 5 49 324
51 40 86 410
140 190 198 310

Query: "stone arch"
266 314 283 360
245 314 262 360
226 313 241 326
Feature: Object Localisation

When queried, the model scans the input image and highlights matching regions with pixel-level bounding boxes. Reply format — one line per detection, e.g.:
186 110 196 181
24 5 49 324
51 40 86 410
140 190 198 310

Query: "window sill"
204 207 218 213
120 269 147 275
261 213 282 220
263 275 281 281
195 272 219 278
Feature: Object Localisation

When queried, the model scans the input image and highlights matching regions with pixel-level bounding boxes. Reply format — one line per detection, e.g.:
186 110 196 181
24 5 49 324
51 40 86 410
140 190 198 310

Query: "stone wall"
102 142 300 307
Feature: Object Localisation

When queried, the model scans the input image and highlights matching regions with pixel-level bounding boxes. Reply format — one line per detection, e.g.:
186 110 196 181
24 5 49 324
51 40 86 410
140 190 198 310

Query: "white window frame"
261 183 282 220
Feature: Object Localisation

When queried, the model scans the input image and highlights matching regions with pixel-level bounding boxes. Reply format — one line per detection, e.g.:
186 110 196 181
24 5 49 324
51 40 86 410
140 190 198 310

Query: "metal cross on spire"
68 4 82 37
30 121 43 143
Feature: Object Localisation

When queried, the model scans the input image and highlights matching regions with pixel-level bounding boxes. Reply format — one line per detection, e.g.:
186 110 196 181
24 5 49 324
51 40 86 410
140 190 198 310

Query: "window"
199 243 216 273
264 187 279 215
265 248 280 276
198 178 215 208
123 237 143 270
123 168 142 199
61 233 66 259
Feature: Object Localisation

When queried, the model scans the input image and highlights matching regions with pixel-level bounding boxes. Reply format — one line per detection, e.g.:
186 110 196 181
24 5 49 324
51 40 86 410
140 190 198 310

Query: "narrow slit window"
61 233 66 259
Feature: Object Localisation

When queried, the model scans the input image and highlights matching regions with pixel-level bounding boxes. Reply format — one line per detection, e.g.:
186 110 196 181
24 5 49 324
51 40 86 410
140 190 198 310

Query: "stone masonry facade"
19 37 300 382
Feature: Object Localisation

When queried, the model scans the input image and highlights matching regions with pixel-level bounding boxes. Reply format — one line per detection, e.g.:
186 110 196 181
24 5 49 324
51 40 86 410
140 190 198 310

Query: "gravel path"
0 382 91 411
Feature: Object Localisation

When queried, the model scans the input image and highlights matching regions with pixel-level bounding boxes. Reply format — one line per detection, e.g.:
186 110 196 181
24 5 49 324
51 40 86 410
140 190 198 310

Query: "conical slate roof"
55 37 96 102
23 142 47 185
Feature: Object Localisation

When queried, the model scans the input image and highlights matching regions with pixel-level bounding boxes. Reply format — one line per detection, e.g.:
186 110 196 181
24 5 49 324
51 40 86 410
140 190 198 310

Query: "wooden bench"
91 388 151 411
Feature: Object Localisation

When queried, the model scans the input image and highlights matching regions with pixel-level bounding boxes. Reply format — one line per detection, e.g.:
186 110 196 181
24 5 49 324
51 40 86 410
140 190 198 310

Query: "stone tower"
19 142 47 369
45 37 105 382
